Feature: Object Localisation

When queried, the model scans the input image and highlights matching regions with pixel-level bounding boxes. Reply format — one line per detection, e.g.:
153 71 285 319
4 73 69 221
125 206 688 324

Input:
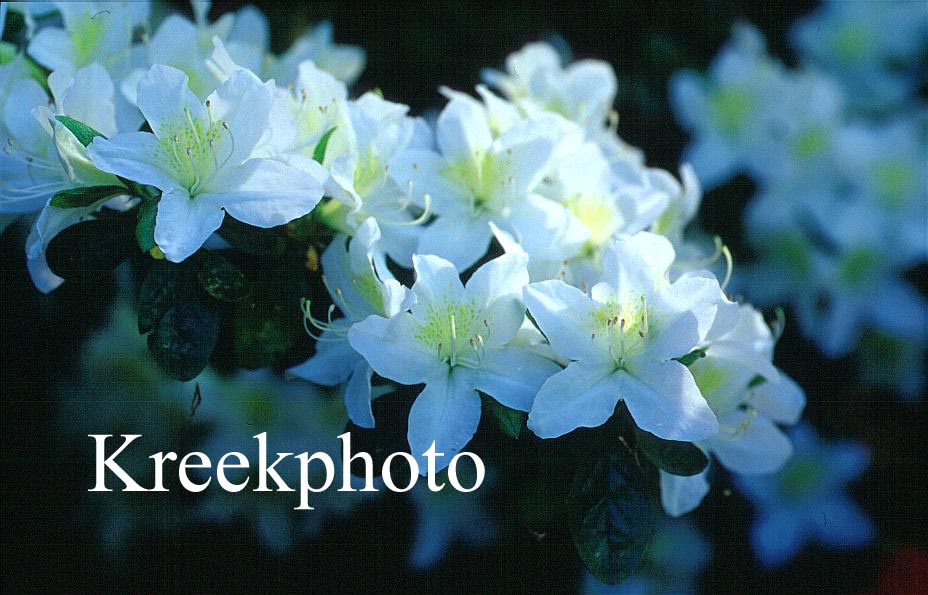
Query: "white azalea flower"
0 61 126 292
319 91 433 264
524 232 737 441
390 96 564 270
263 59 353 163
88 64 327 262
121 0 267 104
288 218 411 428
265 20 365 86
661 305 806 517
27 1 149 130
670 23 788 188
348 252 561 472
482 41 617 132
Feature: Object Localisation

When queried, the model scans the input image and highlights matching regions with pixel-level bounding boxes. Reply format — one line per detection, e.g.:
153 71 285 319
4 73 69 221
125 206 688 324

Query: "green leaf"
674 348 706 367
45 219 134 282
136 199 158 252
634 428 708 477
566 448 657 585
50 185 126 209
54 115 105 147
147 297 221 381
747 374 767 389
232 256 305 368
313 127 337 163
218 218 287 256
137 261 179 334
0 44 50 92
485 399 525 439
195 251 250 302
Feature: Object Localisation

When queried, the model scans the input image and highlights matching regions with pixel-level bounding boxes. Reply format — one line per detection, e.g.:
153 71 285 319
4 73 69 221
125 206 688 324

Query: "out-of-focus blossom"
735 424 875 567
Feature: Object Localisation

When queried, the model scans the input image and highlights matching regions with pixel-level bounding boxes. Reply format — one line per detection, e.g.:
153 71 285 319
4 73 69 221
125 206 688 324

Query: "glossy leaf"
635 427 708 477
49 185 126 209
566 448 656 585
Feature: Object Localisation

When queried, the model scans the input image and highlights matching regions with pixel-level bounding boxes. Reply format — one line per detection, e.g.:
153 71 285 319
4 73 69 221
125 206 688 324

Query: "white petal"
464 252 529 347
660 469 710 517
524 280 602 362
206 68 274 164
286 332 357 386
388 148 466 214
527 359 621 438
708 410 793 474
87 132 180 191
347 314 444 385
411 253 465 307
474 346 561 412
344 360 375 429
746 371 805 425
436 97 492 164
416 213 492 271
206 157 324 227
601 231 675 295
27 27 71 71
621 359 718 441
407 368 482 474
136 65 205 137
153 187 225 262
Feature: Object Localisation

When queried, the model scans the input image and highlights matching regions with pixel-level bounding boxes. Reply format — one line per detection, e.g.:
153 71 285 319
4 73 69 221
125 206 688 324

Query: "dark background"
2 1 925 592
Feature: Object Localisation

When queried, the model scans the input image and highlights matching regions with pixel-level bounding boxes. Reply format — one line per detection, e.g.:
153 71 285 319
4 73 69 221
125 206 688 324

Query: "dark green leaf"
45 219 133 282
196 251 250 302
747 374 767 389
232 256 305 368
634 427 708 477
313 127 337 163
674 348 706 367
55 115 105 146
136 199 158 252
137 261 179 334
566 449 657 585
50 185 126 209
218 218 287 256
147 297 220 381
485 399 525 439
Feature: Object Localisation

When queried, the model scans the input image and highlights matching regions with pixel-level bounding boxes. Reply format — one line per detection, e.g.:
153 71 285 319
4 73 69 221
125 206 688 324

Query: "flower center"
591 296 650 367
778 456 825 499
414 298 486 367
154 107 229 194
563 192 622 253
709 88 752 135
442 150 512 215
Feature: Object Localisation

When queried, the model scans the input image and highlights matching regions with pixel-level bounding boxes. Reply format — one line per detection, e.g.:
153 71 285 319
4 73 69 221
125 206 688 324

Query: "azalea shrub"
7 0 914 588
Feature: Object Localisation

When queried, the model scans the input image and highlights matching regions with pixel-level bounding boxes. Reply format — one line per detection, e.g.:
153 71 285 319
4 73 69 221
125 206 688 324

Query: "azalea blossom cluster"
1 0 808 573
671 6 927 398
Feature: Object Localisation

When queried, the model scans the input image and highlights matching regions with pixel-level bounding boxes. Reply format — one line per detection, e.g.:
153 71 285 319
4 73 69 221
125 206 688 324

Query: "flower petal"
527 359 620 438
621 359 718 441
286 331 358 386
407 367 482 474
153 187 225 262
344 360 375 429
87 132 180 191
660 468 710 517
416 212 492 272
136 65 205 137
348 314 444 385
707 410 793 474
524 280 602 362
746 371 805 425
464 252 529 347
474 346 561 412
205 157 325 227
